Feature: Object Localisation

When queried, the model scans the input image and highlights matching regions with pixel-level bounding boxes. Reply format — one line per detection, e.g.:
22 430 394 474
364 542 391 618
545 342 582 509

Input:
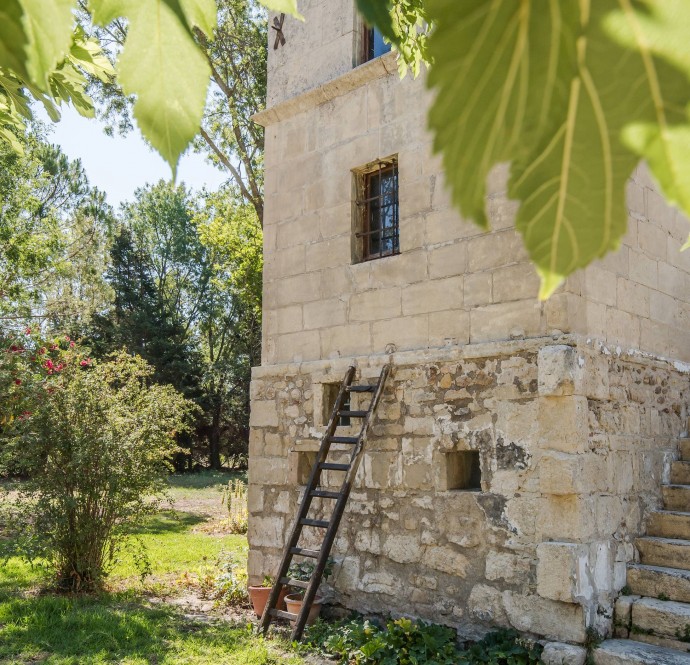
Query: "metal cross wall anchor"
272 13 286 50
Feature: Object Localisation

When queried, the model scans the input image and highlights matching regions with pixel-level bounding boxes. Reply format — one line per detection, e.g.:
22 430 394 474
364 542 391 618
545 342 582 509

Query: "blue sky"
37 105 229 208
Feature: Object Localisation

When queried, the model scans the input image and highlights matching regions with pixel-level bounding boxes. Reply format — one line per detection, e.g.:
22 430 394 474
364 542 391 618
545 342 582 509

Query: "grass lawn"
0 472 305 665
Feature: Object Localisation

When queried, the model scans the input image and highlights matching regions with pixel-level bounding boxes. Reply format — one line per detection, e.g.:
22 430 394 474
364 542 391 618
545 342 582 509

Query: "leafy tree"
357 0 690 297
91 182 205 400
195 188 262 468
0 0 300 174
0 349 195 591
91 183 261 469
0 129 113 331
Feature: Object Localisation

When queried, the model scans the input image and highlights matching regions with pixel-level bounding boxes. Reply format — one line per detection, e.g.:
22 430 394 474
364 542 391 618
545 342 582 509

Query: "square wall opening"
445 451 482 491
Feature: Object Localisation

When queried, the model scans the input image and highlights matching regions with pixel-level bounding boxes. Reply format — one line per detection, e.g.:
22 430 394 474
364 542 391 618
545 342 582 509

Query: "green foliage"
90 181 205 400
286 558 334 599
357 0 690 296
90 0 216 174
457 629 543 665
304 617 542 665
0 350 196 590
260 0 303 20
355 0 431 77
304 616 459 665
87 0 268 222
0 329 86 432
0 0 298 173
198 550 250 606
0 25 114 151
0 130 113 325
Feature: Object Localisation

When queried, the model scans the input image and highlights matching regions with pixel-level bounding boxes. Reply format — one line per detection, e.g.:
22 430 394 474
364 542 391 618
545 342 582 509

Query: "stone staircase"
595 438 690 663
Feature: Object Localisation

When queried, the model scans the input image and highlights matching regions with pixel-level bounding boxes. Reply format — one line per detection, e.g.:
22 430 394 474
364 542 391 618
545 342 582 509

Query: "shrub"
303 616 543 665
221 479 248 534
0 350 195 591
197 550 249 607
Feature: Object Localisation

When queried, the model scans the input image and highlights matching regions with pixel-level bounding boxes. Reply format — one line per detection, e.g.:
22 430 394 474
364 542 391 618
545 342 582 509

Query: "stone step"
661 485 690 513
636 537 690 570
631 597 690 642
681 438 690 461
593 639 690 664
627 565 690 603
671 461 690 485
664 485 690 513
648 511 690 540
631 632 690 655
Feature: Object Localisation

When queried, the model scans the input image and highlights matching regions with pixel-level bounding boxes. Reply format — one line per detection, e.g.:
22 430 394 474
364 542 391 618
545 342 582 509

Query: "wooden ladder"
259 364 390 641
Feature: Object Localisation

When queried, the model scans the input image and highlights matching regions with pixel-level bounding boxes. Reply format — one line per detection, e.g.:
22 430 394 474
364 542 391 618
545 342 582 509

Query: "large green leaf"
426 0 690 298
19 0 76 88
0 0 29 78
355 0 396 41
91 0 214 174
179 0 218 35
604 1 690 225
258 0 304 20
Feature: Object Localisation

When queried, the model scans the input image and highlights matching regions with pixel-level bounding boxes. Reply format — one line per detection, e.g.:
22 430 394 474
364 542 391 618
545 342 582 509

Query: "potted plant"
283 558 334 626
248 575 288 618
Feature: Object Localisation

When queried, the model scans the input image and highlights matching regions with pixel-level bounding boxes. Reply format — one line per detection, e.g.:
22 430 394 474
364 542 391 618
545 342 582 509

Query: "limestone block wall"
560 165 690 361
266 0 360 108
247 337 689 643
259 18 690 366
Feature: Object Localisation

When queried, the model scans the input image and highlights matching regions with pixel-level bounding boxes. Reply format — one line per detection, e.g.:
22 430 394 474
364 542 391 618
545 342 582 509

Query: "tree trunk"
209 403 222 470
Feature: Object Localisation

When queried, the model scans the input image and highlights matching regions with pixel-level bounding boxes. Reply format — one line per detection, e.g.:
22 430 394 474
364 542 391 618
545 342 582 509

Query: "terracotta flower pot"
248 585 288 617
284 593 323 626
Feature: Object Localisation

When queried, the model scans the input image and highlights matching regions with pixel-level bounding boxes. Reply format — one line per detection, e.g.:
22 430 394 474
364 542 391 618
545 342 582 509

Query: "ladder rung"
270 608 298 621
279 576 309 589
338 410 368 418
329 436 359 444
310 490 341 499
347 385 375 392
299 518 330 528
319 462 349 471
289 547 320 558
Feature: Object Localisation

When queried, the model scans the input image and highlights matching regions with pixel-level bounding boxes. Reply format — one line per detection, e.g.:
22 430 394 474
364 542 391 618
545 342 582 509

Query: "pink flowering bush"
0 330 86 435
0 348 195 591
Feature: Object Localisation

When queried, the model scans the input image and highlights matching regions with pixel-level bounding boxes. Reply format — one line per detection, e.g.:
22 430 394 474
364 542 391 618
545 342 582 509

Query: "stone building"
249 2 690 660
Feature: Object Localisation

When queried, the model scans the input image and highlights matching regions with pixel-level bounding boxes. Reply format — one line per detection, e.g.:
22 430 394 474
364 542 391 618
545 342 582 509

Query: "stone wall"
252 0 690 645
248 337 689 643
257 2 690 365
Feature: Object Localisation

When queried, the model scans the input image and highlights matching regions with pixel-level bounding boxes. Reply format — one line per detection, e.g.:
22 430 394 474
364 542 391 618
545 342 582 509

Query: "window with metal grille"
353 158 399 262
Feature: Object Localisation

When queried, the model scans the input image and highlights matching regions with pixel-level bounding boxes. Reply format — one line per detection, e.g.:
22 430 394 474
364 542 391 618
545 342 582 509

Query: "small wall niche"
294 451 316 486
445 451 482 491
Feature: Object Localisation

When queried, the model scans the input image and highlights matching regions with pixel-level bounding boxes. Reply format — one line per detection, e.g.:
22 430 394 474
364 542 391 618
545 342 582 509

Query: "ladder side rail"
259 365 356 633
341 364 390 495
290 364 390 641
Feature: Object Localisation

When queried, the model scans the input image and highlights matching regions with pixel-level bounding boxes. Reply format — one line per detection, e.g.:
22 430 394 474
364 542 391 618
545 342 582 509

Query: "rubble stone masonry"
249 339 689 642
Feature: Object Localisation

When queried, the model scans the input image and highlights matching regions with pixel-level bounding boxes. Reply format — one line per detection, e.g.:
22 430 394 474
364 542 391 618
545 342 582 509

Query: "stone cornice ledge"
252 51 398 128
252 333 690 380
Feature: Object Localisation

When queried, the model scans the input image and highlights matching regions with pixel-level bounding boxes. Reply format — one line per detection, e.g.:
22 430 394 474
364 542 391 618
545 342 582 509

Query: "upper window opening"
353 158 399 263
364 26 392 62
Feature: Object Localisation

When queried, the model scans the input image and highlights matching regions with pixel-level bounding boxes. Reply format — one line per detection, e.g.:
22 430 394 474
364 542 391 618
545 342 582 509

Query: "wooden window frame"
361 25 392 64
352 157 400 263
